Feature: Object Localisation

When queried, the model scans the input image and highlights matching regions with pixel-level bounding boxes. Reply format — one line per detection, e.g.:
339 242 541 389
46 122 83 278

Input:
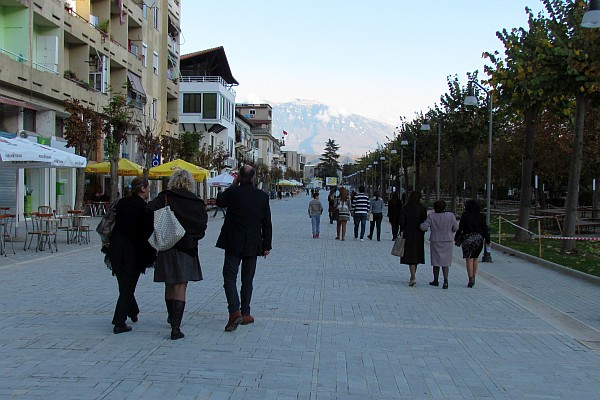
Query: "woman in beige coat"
420 200 458 289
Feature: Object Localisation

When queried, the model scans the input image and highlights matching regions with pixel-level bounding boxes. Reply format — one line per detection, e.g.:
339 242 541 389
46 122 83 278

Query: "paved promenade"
0 192 599 399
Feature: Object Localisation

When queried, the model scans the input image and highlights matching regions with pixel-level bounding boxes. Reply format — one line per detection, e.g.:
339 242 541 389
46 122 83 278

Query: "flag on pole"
283 130 288 136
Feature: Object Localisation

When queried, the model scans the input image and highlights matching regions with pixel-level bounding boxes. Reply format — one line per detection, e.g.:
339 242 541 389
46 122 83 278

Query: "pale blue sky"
180 1 545 125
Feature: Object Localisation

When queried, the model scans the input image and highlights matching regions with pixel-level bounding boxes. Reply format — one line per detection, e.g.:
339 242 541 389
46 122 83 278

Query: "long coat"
107 194 155 275
216 183 272 257
400 204 427 265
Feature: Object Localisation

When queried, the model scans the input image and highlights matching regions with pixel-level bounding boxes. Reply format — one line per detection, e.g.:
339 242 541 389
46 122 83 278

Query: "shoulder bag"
391 233 405 257
148 194 185 252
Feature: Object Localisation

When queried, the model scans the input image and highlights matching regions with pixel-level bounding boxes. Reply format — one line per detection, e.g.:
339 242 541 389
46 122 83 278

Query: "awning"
0 96 35 110
127 71 145 96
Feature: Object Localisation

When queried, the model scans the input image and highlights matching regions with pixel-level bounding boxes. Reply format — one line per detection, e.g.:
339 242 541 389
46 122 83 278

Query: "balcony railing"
179 76 236 95
33 62 59 75
0 47 28 62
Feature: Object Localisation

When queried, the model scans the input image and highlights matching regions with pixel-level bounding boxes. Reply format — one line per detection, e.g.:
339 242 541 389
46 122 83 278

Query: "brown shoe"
241 315 254 325
224 311 242 332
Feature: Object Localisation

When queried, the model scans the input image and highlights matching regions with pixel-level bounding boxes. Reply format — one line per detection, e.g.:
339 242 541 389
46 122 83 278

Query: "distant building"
236 103 281 168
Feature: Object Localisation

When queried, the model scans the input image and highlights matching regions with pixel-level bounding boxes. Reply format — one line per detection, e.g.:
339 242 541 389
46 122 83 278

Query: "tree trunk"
467 147 477 200
561 93 587 254
516 105 541 242
110 151 119 202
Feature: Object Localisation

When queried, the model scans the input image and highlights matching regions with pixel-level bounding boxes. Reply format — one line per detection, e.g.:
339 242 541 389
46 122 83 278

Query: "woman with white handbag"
147 170 208 340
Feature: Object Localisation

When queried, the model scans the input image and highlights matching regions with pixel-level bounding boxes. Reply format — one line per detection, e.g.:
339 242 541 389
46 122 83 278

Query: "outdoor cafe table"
68 210 90 244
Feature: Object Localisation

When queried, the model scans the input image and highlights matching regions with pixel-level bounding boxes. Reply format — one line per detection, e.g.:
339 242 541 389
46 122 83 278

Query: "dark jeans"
391 222 400 240
353 214 367 239
112 268 141 326
369 212 383 240
223 252 257 315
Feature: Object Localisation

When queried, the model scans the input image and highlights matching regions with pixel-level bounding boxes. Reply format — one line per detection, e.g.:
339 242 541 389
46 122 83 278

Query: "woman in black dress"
387 191 403 240
454 199 490 287
400 191 427 286
147 170 208 339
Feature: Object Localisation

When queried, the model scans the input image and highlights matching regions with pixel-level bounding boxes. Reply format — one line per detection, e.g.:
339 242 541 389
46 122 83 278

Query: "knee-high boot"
165 298 173 325
170 300 185 340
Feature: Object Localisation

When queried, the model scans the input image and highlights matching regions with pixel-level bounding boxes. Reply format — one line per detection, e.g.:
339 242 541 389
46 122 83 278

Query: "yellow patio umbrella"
85 158 144 176
148 159 209 182
277 179 296 186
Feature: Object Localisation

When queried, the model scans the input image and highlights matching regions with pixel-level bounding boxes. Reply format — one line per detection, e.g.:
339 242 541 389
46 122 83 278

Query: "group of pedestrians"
398 192 490 289
313 186 490 289
106 165 272 340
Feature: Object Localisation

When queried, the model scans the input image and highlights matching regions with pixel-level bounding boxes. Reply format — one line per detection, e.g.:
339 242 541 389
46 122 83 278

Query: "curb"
493 242 600 286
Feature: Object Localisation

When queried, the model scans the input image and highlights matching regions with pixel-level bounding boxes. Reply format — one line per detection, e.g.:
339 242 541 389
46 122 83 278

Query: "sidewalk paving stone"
0 192 599 399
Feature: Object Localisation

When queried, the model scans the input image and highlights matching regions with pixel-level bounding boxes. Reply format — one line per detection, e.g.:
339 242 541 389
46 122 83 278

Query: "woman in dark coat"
147 170 208 340
387 191 404 240
400 191 427 286
107 177 155 334
454 199 490 288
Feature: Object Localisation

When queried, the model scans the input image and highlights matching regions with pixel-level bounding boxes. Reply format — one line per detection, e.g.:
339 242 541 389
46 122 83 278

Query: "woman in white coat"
420 200 459 289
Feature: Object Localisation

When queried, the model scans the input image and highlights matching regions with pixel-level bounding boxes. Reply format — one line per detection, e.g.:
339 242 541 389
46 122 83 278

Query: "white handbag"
148 195 185 252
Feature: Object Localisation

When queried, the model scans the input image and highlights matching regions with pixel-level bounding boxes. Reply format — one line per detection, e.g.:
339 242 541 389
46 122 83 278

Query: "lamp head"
380 156 385 160
420 121 431 131
582 0 600 28
464 82 478 106
391 149 398 155
400 140 409 146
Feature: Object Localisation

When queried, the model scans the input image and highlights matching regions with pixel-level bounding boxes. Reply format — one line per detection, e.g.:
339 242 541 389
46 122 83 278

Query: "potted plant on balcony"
98 20 109 34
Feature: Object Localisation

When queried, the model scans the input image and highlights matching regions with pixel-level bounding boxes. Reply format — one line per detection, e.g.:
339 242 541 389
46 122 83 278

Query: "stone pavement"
0 192 599 399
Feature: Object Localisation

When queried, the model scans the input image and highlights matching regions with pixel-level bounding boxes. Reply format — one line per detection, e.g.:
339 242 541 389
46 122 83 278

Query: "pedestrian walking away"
387 191 404 240
147 170 208 340
106 177 155 334
352 185 370 241
455 199 490 288
367 191 384 241
334 187 352 241
327 188 337 224
400 191 427 286
420 200 459 289
216 165 273 332
212 187 227 218
308 191 324 238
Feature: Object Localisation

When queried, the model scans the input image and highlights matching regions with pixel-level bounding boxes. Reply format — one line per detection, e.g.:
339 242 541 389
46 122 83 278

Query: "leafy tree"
160 135 179 163
102 92 134 202
317 139 341 181
63 98 103 208
211 141 229 173
178 131 202 163
485 8 561 241
134 105 161 177
542 0 600 253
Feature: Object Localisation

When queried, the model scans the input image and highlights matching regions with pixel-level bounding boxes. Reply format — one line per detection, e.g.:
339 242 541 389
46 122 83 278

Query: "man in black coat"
216 165 272 332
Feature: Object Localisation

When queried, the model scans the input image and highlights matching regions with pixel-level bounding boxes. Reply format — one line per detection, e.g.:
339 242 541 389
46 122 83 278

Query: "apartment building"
0 0 179 214
235 103 282 168
234 112 257 166
178 47 238 171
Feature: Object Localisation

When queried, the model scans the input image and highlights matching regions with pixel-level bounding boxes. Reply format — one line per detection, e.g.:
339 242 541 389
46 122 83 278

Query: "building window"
153 51 158 75
203 93 217 119
182 93 201 114
153 7 159 30
152 98 157 119
142 3 147 19
249 109 256 118
142 43 147 68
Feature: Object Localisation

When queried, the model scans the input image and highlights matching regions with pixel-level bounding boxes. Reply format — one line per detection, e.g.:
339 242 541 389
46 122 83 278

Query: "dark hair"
130 177 149 194
239 165 256 185
339 187 348 201
373 191 380 200
433 200 446 213
464 199 480 213
312 192 319 199
359 185 365 193
406 191 421 207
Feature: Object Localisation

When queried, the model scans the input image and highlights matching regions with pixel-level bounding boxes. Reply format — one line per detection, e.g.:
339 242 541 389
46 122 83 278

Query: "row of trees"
348 0 600 254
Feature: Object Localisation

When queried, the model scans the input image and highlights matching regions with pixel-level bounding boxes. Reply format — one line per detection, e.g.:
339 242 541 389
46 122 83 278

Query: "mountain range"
269 99 394 164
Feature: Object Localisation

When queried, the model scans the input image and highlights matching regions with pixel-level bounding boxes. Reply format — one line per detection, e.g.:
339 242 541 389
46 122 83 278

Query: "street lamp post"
412 139 416 191
380 156 385 194
465 80 493 263
390 149 397 194
421 121 442 200
373 161 378 194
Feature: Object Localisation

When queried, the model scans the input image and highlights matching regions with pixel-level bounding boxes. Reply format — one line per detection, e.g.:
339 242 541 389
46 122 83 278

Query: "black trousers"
112 267 141 326
369 213 383 240
222 252 257 315
391 221 400 239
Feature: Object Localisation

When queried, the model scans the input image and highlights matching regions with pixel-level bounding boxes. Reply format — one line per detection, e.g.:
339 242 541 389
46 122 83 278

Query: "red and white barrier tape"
499 216 600 241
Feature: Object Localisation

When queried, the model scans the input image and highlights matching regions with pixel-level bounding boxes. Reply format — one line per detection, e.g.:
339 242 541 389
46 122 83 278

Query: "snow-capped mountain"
270 99 394 162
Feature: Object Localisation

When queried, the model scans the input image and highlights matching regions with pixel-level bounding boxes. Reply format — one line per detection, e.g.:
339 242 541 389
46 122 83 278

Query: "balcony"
179 76 236 96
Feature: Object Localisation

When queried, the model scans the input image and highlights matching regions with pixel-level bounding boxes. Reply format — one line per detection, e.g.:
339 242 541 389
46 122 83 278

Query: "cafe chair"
23 212 41 251
0 213 16 256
